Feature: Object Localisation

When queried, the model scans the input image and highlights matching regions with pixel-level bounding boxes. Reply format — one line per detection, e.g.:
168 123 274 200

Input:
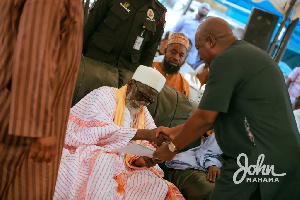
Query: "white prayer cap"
132 65 166 92
201 2 211 10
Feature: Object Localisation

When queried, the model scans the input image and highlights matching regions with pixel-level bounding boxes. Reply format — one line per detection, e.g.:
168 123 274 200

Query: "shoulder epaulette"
155 0 167 12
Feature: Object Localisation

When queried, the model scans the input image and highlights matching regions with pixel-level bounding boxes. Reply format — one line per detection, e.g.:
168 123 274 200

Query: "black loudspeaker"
242 8 279 52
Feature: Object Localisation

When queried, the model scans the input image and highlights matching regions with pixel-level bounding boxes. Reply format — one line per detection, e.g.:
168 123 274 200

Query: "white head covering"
132 65 166 92
198 3 211 15
201 2 211 10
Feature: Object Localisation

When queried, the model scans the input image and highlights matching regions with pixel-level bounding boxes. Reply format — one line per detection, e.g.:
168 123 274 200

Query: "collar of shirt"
194 15 205 23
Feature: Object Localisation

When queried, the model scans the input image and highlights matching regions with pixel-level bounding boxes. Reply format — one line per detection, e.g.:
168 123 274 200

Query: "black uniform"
72 0 167 105
83 0 166 72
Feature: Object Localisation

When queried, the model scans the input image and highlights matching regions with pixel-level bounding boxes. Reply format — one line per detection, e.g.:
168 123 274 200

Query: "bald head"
197 17 234 39
195 17 237 64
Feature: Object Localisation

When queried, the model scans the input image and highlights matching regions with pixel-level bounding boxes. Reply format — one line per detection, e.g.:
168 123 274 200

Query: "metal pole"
267 0 296 55
182 0 193 15
273 18 299 63
84 0 90 23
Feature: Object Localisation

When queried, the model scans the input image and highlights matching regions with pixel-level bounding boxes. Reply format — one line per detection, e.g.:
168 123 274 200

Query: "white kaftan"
54 87 183 200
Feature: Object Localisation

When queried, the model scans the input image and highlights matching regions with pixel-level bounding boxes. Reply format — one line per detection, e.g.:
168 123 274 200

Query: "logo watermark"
233 153 286 184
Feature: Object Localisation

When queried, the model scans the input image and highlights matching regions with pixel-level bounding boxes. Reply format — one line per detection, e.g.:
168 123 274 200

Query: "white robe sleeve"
64 87 138 150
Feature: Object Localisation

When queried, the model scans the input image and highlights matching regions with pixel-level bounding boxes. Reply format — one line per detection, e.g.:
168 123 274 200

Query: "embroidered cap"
167 32 189 50
132 65 166 92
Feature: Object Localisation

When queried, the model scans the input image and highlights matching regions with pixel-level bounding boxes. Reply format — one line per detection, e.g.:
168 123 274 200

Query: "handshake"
134 126 174 147
147 127 175 148
131 127 175 168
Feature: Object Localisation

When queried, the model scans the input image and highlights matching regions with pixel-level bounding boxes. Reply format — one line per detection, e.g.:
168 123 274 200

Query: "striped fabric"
0 0 83 199
54 87 184 200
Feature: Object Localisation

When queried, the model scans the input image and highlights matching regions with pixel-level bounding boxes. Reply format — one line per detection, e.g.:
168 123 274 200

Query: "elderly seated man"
54 66 184 200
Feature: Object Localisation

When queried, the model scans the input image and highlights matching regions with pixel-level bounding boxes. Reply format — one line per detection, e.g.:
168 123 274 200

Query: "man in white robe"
54 66 184 200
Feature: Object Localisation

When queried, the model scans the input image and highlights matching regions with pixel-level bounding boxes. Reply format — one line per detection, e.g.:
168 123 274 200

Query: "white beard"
127 100 142 116
125 100 142 127
125 90 143 116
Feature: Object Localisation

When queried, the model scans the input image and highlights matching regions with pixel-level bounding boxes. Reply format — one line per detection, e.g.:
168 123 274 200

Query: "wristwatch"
168 142 179 153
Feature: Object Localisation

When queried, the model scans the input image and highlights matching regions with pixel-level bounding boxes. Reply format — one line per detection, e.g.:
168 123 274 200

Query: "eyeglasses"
134 81 155 105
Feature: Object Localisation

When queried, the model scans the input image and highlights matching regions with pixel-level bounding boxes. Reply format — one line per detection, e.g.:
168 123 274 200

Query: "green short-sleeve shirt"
199 40 300 199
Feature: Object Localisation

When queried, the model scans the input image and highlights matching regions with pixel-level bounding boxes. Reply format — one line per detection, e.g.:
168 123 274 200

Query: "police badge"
147 9 155 21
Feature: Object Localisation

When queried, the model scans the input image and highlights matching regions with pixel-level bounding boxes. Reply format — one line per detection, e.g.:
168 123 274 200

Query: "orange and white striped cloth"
54 86 184 200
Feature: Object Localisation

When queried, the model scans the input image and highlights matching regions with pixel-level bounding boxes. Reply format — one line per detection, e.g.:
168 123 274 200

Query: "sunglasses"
134 81 155 105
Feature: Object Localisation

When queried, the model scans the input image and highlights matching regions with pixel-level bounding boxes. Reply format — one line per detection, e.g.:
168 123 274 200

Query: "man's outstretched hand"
155 125 184 140
153 132 172 147
133 128 172 147
155 126 176 139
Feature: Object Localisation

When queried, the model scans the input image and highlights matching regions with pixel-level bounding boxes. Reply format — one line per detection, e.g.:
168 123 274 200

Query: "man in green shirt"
153 17 300 200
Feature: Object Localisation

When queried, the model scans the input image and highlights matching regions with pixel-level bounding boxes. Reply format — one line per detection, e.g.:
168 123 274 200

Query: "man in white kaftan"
54 66 184 200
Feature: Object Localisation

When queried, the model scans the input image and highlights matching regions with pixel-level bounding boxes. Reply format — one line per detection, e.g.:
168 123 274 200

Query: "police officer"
73 0 167 105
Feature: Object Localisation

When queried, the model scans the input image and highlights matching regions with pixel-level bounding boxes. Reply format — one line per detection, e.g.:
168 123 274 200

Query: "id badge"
133 36 144 50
